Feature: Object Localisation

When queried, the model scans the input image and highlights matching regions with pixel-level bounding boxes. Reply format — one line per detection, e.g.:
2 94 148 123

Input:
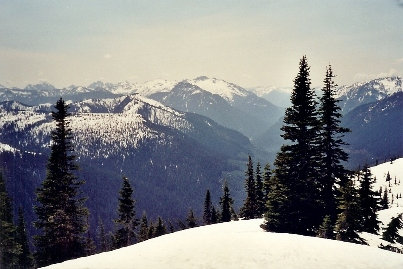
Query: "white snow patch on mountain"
41 219 403 269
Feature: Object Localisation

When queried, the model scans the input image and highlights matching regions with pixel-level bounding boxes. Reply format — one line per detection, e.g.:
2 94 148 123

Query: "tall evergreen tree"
357 166 380 233
16 208 33 269
220 181 234 222
317 215 334 239
264 56 321 235
255 163 265 217
0 172 20 268
34 98 88 267
335 178 362 244
211 206 218 224
186 209 197 228
203 190 212 225
381 188 389 210
240 155 256 219
114 176 138 249
138 212 149 242
382 214 403 243
262 163 272 206
154 217 166 237
96 218 108 253
317 65 350 223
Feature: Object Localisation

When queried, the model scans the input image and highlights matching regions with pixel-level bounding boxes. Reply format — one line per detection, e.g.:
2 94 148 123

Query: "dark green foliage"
255 163 265 217
381 188 389 210
220 181 234 222
382 214 403 243
386 171 391 182
34 98 88 267
203 190 212 225
231 207 238 221
96 218 109 252
138 212 149 242
211 206 218 224
154 217 166 237
16 208 33 268
264 56 321 235
317 215 334 239
262 163 272 206
240 155 256 219
186 209 197 228
317 66 350 223
84 230 96 256
113 176 138 249
147 221 155 238
0 172 20 268
357 166 380 233
335 178 363 244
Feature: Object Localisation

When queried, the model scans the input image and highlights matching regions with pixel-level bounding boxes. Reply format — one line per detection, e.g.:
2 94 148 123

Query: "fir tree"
386 171 391 182
96 218 108 253
203 190 212 225
154 217 166 237
220 181 234 222
382 214 403 243
381 188 389 210
317 65 350 223
0 172 20 268
211 206 218 224
114 176 138 249
255 162 265 217
335 178 363 244
34 98 88 267
240 155 256 219
147 221 155 239
357 166 380 233
262 163 272 206
138 212 149 242
186 209 197 228
264 56 321 235
16 208 33 268
317 215 334 239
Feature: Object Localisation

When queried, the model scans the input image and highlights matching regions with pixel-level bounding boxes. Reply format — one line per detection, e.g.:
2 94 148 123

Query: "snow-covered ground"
42 219 403 269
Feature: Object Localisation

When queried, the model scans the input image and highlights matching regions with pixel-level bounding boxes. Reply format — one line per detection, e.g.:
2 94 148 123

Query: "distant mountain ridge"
0 95 254 237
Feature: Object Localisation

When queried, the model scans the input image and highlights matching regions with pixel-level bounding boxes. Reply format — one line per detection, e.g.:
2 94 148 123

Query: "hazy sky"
1 0 402 88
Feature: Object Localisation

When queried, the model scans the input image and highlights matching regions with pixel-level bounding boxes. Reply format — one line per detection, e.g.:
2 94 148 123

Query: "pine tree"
203 190 212 225
154 217 166 237
255 162 265 217
357 166 380 233
96 218 108 253
15 208 33 268
382 214 403 243
317 65 350 223
211 206 218 224
317 215 334 239
0 172 20 268
138 212 149 242
147 221 155 238
335 178 363 244
114 176 138 249
186 209 197 228
34 98 88 267
386 171 391 182
262 163 272 206
381 188 389 209
220 181 234 222
264 56 321 235
240 155 256 219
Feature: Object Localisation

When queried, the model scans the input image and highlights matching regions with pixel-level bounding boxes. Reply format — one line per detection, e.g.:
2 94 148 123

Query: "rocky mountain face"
336 76 402 114
0 95 253 236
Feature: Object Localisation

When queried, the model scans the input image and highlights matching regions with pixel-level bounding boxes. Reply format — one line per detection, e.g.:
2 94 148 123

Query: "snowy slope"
41 219 403 269
336 76 402 113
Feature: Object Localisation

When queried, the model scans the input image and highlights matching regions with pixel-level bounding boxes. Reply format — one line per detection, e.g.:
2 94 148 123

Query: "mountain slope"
0 95 253 234
342 91 403 166
337 76 402 114
41 219 403 269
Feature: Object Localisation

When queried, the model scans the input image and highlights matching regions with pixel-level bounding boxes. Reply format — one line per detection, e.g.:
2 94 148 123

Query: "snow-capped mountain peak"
24 81 56 92
185 76 250 103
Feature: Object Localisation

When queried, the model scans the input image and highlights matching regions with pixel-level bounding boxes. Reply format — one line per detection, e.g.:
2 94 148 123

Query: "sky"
0 0 402 88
